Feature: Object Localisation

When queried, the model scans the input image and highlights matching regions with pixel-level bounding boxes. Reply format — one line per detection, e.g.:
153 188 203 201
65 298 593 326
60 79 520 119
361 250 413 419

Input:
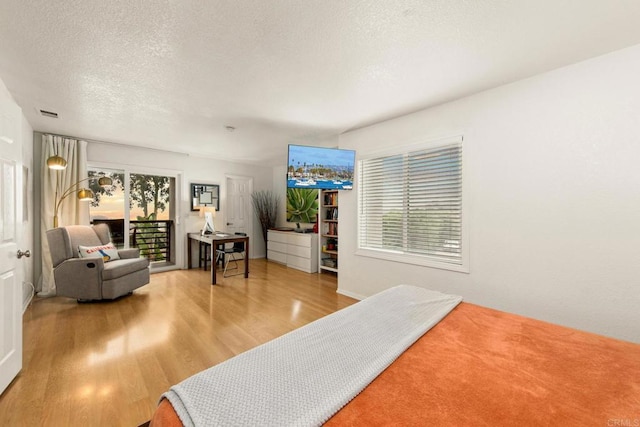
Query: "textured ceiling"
2 1 640 165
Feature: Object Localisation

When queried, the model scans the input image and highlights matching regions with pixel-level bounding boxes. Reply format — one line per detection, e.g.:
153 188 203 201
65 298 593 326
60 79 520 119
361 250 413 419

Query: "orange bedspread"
151 303 640 426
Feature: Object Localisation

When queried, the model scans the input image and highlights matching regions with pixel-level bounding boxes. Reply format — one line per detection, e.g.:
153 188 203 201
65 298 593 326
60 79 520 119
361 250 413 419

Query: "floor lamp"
46 154 113 228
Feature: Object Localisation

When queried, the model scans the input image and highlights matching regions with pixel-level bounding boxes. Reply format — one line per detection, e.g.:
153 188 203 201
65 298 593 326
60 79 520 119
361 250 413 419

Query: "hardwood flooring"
0 259 356 426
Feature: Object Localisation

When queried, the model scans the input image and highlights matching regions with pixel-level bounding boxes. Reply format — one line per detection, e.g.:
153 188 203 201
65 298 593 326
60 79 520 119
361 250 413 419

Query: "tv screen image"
287 144 355 190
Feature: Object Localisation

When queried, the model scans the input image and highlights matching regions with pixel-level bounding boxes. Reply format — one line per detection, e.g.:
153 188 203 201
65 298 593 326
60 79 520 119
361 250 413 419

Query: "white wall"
338 44 640 343
87 142 274 263
272 165 289 227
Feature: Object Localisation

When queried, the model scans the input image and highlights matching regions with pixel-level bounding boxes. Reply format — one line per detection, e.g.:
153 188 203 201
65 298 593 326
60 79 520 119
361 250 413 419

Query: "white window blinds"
358 139 463 266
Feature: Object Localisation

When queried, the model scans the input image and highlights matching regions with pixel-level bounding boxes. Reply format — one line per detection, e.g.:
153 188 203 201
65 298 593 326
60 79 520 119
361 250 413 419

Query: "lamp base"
201 211 215 235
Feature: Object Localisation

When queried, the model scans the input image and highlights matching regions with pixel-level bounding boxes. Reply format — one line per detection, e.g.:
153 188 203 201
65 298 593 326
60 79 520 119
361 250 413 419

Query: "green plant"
286 188 318 228
132 212 165 261
251 190 279 244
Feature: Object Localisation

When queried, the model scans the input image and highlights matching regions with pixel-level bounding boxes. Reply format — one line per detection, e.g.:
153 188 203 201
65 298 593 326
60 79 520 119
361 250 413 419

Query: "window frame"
355 135 469 273
87 162 181 254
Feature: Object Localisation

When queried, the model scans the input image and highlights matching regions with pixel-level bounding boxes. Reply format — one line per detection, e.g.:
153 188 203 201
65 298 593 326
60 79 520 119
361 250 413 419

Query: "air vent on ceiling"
39 109 58 118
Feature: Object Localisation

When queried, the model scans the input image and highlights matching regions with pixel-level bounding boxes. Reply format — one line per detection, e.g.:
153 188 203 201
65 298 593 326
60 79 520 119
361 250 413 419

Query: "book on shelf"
324 192 338 206
327 222 338 236
324 207 338 220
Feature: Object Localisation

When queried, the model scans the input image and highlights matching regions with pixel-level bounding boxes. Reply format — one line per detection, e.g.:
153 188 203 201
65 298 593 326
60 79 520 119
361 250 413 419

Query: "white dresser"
267 230 318 273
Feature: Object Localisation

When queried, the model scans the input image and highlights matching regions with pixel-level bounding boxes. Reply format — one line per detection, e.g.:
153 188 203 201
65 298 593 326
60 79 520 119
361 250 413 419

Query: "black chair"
216 233 247 277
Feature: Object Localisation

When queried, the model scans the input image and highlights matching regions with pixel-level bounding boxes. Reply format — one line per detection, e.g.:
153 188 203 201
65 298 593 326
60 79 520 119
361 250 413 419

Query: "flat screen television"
287 144 355 190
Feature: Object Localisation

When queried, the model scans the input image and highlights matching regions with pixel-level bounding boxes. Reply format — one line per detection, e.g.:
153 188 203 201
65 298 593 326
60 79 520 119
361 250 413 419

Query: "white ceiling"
2 1 640 166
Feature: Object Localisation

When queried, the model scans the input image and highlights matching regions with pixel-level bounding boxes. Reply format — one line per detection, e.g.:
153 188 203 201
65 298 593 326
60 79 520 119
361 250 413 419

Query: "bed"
150 286 640 426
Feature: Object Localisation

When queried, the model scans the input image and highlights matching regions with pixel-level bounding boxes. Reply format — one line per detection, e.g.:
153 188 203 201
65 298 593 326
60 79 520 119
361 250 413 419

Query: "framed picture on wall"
191 183 220 212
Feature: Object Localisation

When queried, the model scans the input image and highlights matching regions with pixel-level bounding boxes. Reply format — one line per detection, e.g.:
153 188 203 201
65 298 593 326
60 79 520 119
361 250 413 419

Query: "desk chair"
216 233 247 277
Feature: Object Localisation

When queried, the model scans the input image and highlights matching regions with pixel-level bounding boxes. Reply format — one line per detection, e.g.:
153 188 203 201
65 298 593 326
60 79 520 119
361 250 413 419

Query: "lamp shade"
47 155 67 170
77 188 94 201
98 176 113 187
199 206 217 218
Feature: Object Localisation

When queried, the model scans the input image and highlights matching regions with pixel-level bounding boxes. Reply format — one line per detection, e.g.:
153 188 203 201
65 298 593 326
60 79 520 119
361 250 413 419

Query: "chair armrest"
54 258 105 300
118 248 141 259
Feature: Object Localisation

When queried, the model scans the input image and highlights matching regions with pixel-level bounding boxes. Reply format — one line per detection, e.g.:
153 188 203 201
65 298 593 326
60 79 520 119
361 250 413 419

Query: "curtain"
39 135 89 296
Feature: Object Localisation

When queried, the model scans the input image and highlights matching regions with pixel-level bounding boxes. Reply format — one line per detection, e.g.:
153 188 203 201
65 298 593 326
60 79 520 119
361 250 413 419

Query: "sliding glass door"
88 166 176 267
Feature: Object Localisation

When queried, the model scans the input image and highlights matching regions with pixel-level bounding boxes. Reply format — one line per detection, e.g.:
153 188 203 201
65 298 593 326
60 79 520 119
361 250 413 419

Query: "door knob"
227 222 233 226
17 249 31 259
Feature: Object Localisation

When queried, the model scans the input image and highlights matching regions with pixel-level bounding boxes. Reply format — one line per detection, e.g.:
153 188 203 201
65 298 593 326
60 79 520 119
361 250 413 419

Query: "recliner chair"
47 223 150 301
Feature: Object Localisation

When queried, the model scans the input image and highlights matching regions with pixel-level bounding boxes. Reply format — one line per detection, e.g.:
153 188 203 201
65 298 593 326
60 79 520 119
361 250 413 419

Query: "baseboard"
22 281 34 314
336 288 365 301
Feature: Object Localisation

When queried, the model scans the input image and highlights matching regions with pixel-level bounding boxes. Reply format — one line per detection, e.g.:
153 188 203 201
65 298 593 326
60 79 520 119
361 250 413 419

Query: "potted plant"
251 190 279 245
326 238 337 251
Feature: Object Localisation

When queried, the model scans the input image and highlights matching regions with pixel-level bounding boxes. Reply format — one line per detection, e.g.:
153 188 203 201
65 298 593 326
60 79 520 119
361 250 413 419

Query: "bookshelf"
319 190 339 273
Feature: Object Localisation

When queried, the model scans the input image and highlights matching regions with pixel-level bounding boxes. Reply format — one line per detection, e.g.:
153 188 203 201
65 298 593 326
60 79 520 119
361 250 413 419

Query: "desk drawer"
287 233 312 248
268 250 287 264
267 241 287 254
268 230 289 244
287 254 313 272
287 244 312 259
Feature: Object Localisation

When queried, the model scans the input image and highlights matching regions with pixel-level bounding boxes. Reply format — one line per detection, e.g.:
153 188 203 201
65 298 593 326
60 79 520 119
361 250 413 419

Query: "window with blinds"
358 137 466 270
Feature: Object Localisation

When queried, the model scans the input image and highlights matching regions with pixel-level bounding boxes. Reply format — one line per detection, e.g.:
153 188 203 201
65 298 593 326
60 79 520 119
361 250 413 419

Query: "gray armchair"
46 224 150 301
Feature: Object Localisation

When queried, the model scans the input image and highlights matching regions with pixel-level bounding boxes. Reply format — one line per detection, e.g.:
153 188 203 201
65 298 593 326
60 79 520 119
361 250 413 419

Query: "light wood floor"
0 259 356 427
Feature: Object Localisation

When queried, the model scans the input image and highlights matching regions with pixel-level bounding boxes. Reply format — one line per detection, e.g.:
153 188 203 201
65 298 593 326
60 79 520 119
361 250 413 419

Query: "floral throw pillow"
78 243 120 262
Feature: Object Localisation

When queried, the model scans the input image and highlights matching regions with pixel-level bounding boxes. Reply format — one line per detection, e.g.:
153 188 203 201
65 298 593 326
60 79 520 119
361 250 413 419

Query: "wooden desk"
187 233 249 284
197 240 222 270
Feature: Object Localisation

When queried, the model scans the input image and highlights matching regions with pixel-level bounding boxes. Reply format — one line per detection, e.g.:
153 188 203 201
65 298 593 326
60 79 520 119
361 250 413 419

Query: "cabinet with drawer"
267 230 318 273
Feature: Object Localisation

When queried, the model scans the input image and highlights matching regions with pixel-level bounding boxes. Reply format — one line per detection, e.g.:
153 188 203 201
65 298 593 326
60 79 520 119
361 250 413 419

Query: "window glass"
88 168 175 264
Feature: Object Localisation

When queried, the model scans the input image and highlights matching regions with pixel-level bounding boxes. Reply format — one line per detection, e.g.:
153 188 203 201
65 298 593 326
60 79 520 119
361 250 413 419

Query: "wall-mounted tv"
287 144 355 190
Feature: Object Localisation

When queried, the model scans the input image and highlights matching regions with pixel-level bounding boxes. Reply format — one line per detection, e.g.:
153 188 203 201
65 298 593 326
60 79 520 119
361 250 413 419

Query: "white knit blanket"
163 285 462 427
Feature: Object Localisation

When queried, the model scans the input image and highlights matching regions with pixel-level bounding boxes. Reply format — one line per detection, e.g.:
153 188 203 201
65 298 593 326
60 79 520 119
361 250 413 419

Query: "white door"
0 95 23 395
225 176 253 238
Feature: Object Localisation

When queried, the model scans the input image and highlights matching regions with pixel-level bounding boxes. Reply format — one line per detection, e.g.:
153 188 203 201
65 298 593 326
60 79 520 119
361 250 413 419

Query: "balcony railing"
131 220 173 262
91 219 174 263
